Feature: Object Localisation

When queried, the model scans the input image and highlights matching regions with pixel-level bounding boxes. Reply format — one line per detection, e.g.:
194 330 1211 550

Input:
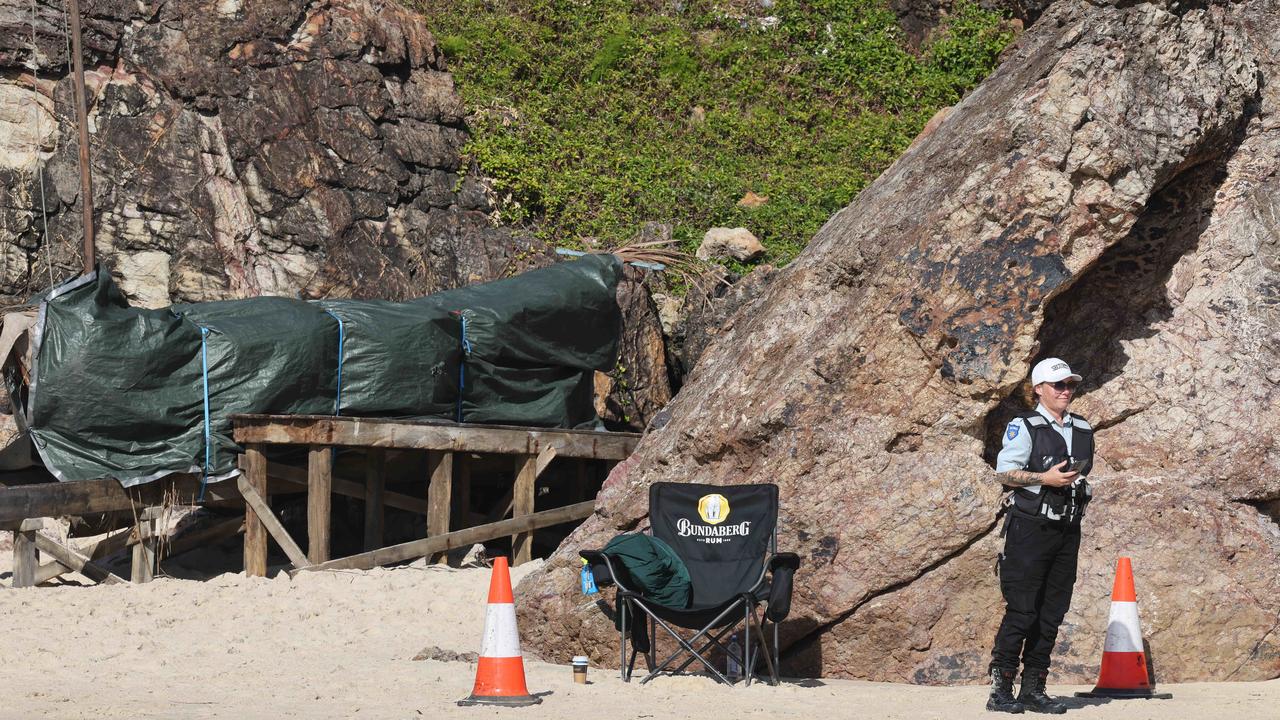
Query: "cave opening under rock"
981 155 1234 465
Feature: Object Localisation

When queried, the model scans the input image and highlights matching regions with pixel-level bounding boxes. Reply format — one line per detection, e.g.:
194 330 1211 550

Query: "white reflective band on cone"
480 603 523 658
1103 601 1143 653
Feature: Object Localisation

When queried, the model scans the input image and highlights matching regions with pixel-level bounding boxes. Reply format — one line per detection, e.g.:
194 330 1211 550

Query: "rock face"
0 0 673 434
595 267 674 432
519 0 1280 685
0 0 539 306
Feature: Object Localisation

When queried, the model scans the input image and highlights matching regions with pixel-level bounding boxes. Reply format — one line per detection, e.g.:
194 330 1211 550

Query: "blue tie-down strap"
323 310 346 415
198 326 212 502
455 312 472 423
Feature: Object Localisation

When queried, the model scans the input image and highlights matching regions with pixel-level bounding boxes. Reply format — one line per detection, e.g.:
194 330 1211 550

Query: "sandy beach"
2 546 1275 720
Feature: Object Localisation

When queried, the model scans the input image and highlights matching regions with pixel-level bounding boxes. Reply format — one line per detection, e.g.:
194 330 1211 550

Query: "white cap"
1030 357 1082 385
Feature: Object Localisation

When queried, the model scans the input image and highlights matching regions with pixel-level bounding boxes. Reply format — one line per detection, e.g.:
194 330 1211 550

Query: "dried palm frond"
611 239 727 304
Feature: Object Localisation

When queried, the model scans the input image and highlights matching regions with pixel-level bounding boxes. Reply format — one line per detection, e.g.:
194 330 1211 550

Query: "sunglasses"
1045 380 1079 392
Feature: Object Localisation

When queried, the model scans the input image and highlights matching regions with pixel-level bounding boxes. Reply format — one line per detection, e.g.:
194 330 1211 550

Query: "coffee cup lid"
572 656 589 663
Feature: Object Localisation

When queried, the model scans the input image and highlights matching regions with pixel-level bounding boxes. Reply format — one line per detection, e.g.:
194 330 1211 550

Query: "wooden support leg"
307 445 333 564
238 475 311 570
12 521 39 588
426 450 453 563
363 448 386 552
512 454 537 566
242 445 269 577
131 511 157 583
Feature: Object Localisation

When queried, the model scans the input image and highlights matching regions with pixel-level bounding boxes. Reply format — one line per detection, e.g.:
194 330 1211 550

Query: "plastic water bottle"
726 633 742 680
580 560 599 595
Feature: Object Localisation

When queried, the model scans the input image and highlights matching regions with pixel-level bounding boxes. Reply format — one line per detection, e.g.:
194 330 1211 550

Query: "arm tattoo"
997 469 1041 487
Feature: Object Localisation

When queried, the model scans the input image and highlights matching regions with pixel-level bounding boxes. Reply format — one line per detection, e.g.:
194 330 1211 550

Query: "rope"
323 310 345 415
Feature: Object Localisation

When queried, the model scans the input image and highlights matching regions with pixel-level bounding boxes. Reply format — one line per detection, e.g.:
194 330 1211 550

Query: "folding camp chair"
581 482 800 685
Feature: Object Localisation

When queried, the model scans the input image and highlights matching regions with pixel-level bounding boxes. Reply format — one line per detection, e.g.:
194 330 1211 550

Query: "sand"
1 544 1276 720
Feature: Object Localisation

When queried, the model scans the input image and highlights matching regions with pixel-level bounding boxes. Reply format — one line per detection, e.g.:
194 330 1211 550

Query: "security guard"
987 358 1093 714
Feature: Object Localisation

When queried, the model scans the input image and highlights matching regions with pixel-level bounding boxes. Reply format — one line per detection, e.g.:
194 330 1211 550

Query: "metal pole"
67 0 95 274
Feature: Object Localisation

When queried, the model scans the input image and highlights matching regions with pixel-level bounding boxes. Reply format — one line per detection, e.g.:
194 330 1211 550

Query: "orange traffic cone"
458 556 542 707
1076 557 1172 699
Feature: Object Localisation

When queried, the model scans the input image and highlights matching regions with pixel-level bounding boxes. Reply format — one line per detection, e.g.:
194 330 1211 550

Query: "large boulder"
519 0 1280 684
0 0 540 306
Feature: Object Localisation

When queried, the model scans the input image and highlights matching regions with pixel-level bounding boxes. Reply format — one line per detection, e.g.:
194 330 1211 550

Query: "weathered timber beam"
33 516 244 586
296 500 596 575
34 525 133 585
32 532 126 585
237 474 311 571
12 520 39 587
0 461 423 530
162 516 245 560
486 445 560 525
426 450 452 564
512 454 537 566
131 514 157 583
0 476 240 528
268 462 428 515
231 415 638 459
306 446 332 564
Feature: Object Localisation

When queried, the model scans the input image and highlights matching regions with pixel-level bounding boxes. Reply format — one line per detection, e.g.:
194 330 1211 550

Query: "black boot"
986 667 1025 713
1018 667 1067 714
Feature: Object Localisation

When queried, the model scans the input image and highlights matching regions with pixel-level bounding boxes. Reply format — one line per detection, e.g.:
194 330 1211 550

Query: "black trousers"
990 514 1081 671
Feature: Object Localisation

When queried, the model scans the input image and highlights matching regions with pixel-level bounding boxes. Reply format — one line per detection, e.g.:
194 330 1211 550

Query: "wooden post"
452 453 471 530
307 445 333 564
12 519 40 588
363 448 386 552
242 445 269 577
426 450 453 563
131 510 157 583
512 454 537 565
238 475 311 570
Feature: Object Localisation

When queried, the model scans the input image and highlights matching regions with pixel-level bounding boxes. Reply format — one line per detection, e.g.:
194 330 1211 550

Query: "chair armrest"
579 549 637 594
769 552 800 572
765 552 800 623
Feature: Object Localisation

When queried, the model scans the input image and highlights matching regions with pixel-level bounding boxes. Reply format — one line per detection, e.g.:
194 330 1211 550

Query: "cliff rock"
0 0 539 305
519 0 1280 684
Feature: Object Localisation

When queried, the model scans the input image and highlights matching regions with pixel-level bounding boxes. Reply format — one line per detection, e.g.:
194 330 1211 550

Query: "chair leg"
667 623 736 676
619 597 629 682
639 608 737 685
646 615 656 671
773 619 781 685
751 609 779 686
743 600 752 687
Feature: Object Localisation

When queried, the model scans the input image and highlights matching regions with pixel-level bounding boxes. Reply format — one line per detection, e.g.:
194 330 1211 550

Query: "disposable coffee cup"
572 655 589 684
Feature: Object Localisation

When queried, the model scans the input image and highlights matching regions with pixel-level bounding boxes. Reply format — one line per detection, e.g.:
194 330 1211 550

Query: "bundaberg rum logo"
679 493 750 542
697 493 730 524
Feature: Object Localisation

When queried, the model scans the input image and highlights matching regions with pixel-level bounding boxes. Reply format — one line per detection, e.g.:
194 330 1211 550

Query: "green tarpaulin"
11 254 623 486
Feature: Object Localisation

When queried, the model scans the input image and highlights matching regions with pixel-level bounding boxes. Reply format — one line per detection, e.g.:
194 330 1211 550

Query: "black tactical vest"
1008 411 1094 523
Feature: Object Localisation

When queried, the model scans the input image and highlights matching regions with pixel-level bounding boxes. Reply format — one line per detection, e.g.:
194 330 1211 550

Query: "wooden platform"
1 415 640 587
231 415 638 575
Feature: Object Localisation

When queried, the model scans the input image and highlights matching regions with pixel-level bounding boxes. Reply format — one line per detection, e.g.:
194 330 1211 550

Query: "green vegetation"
413 0 1014 267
